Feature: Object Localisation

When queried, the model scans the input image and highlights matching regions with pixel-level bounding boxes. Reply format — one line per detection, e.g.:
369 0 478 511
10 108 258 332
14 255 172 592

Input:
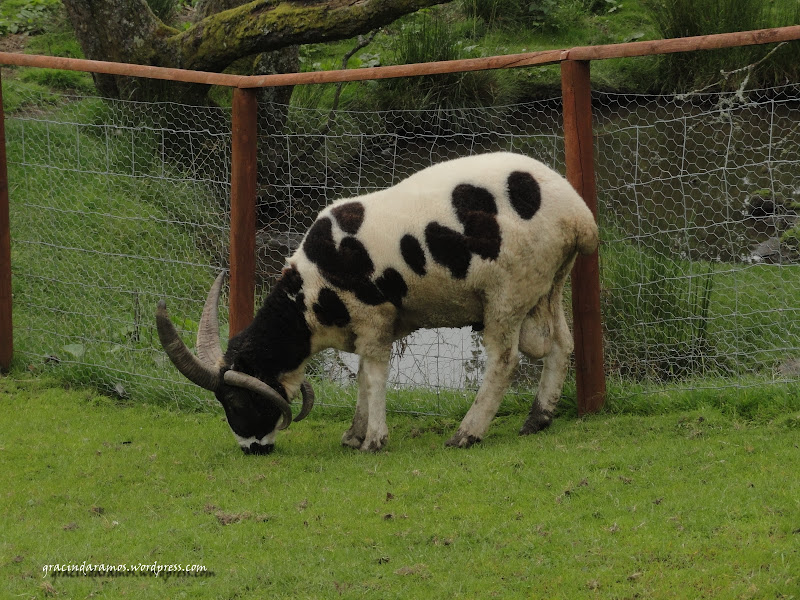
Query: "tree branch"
174 0 449 72
329 29 380 115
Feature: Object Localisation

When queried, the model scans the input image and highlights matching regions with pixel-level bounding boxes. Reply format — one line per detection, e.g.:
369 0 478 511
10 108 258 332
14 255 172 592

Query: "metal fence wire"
595 85 800 391
5 81 799 413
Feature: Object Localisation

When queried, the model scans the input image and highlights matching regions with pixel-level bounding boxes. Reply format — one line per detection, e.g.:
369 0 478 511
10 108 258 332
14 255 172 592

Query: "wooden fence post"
561 59 606 414
229 87 258 338
0 71 13 372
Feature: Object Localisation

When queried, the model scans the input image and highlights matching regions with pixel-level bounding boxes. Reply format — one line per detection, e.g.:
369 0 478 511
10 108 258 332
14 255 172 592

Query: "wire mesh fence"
5 78 799 414
595 84 800 392
6 93 232 407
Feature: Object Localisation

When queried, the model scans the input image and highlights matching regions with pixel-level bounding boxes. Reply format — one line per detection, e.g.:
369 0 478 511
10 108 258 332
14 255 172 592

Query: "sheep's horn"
156 300 220 392
223 370 293 431
294 380 315 422
196 272 225 368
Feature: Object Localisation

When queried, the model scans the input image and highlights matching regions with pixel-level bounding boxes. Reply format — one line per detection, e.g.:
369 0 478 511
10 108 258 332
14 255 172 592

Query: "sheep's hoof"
519 410 553 436
360 435 387 452
341 429 365 449
445 430 481 448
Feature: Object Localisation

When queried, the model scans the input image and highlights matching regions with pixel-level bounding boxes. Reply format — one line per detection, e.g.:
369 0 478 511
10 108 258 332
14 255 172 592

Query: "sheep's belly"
396 289 484 332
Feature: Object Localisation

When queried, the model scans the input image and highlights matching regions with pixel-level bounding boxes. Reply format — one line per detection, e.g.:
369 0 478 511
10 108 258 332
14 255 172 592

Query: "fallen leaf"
41 581 57 596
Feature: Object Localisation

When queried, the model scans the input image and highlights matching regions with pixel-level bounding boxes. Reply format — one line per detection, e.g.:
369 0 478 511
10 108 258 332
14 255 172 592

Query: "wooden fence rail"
2 25 800 414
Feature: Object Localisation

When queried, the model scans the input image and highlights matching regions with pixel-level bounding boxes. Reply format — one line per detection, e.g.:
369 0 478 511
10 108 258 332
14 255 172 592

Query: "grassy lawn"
2 376 798 599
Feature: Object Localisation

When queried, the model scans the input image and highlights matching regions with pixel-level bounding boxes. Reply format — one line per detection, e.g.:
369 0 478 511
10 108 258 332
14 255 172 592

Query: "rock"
747 195 777 218
778 358 800 378
750 237 782 263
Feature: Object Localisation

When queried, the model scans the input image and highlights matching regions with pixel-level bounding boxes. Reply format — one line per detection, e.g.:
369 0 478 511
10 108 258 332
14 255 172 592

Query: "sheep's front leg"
342 355 390 452
341 357 370 449
446 320 521 448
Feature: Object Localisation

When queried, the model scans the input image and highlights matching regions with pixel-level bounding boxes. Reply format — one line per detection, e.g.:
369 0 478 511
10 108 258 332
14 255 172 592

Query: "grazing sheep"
157 152 599 453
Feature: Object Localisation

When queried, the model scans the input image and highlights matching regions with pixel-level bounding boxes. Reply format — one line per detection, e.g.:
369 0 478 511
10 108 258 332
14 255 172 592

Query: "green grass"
649 0 800 90
2 375 799 599
601 235 800 383
3 91 228 407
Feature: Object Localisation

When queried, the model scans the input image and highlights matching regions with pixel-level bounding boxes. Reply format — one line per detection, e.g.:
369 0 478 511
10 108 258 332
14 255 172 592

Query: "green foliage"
461 0 595 31
646 0 800 90
648 0 766 39
19 67 95 93
602 239 715 382
375 12 501 113
0 77 62 113
24 31 85 58
0 0 61 35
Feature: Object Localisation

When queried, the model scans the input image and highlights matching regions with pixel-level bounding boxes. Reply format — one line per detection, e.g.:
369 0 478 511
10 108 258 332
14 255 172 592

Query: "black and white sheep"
156 152 599 453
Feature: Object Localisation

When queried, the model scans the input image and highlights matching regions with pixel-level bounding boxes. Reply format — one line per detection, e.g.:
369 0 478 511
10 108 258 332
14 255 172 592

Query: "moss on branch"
173 0 448 72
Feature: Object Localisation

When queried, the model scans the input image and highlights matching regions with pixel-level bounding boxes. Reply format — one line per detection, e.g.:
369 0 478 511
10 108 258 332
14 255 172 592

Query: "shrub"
0 0 61 35
646 0 800 91
376 12 500 114
461 0 590 31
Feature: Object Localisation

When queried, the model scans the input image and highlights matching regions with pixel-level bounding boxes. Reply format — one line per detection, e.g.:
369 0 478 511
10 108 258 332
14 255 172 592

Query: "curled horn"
294 380 315 422
156 299 220 392
196 271 225 368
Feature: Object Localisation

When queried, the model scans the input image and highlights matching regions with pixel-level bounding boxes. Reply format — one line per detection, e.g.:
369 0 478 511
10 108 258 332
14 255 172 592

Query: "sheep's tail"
575 216 600 256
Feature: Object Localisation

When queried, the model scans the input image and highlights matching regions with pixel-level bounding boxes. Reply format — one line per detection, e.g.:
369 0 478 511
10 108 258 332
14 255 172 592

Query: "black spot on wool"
303 216 408 308
281 266 305 298
375 268 408 309
425 222 473 279
331 201 365 234
400 234 427 276
452 183 501 259
304 217 374 288
452 183 497 222
507 171 541 220
313 288 351 327
424 183 502 279
460 211 501 260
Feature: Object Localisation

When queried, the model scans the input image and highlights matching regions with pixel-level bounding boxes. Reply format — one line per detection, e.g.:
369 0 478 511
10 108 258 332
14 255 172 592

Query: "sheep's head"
155 273 314 454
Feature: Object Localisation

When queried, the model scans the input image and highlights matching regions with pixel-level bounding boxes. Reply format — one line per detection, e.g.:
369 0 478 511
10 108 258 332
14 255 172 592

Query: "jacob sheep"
156 152 599 453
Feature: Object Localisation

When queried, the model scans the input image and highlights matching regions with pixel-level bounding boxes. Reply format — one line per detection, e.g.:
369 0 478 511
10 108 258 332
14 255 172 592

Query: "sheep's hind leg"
446 318 521 448
518 291 573 436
